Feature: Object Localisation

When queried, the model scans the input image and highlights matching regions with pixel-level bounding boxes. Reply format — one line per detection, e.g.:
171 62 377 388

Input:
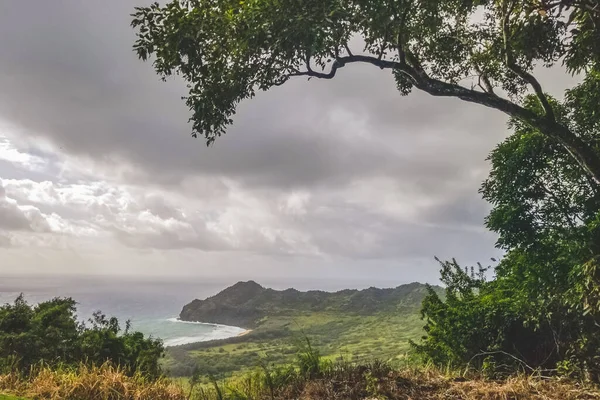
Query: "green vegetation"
414 86 600 380
0 395 27 400
0 295 164 379
166 312 424 378
166 283 432 378
179 281 432 328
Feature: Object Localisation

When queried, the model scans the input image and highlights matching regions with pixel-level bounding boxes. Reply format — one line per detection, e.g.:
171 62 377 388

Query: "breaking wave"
163 318 246 347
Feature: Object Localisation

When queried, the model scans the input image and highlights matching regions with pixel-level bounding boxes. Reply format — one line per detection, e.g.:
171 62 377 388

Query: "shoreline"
164 318 250 347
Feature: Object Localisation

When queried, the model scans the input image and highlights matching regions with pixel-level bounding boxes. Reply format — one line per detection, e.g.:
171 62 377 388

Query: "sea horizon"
0 274 415 347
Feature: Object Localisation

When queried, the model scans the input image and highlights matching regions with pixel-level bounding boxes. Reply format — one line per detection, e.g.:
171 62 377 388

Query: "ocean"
0 274 384 347
0 275 249 347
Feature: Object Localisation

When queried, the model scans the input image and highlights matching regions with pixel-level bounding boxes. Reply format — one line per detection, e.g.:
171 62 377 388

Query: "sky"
0 1 575 285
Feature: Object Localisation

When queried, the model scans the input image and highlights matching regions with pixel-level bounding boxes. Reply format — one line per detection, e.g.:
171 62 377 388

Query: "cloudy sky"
0 1 575 284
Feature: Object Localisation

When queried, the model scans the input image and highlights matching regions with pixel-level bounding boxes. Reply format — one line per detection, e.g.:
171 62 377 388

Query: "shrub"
0 295 164 378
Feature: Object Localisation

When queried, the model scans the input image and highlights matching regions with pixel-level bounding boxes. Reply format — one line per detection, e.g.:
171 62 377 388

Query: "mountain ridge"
179 281 437 328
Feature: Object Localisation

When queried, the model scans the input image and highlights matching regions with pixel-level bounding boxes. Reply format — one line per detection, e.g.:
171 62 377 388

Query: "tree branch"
502 0 556 121
378 26 390 62
286 54 526 117
466 350 536 373
343 44 353 57
475 66 495 94
396 32 406 64
391 0 412 66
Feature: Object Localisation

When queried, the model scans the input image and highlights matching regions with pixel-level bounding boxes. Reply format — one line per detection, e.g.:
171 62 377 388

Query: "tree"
131 0 600 184
416 85 600 379
80 311 164 379
411 259 560 374
30 297 80 365
0 296 164 378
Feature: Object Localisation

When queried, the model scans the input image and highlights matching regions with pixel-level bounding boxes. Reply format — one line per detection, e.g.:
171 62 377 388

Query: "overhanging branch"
284 54 537 122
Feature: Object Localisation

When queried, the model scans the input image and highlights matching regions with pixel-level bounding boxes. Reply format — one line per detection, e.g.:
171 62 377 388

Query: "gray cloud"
0 0 547 280
0 0 505 191
0 233 10 248
0 184 51 233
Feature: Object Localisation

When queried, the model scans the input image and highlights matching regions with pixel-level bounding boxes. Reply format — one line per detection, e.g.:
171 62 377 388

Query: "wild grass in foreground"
2 350 600 400
0 364 185 400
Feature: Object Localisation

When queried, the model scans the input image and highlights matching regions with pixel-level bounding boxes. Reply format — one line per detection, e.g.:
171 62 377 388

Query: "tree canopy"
131 0 600 183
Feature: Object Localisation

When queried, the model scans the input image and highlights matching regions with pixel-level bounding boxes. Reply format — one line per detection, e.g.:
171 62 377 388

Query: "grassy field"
164 309 425 379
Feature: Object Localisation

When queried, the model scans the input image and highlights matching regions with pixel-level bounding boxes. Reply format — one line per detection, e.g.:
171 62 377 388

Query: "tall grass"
1 363 186 400
2 349 600 399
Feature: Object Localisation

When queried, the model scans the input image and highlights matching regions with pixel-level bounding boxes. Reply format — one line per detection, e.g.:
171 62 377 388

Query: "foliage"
294 336 329 379
0 296 164 379
416 72 600 380
131 0 600 182
412 258 570 375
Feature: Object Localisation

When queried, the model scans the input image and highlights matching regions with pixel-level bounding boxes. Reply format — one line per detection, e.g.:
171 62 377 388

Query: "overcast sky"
0 1 575 285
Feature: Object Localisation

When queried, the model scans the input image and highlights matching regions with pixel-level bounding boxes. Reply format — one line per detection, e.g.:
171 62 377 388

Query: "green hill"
179 281 434 328
166 282 440 378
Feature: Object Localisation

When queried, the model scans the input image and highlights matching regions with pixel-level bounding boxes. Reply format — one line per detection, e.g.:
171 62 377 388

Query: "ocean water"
0 274 402 347
0 275 248 347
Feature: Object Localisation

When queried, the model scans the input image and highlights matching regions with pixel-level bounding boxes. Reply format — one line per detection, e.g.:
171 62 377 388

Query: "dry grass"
2 363 600 400
295 370 600 400
0 364 186 400
445 376 600 400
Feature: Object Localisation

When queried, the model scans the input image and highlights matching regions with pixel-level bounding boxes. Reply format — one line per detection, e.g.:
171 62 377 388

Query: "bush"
0 295 164 378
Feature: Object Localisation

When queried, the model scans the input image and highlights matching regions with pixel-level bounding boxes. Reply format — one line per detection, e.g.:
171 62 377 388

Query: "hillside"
179 281 434 328
165 282 440 378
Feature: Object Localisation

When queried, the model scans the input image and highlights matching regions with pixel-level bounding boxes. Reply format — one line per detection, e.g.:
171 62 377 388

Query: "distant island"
179 280 435 329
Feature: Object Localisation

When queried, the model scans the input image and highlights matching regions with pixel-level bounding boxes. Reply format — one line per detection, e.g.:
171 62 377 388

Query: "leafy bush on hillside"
0 295 163 378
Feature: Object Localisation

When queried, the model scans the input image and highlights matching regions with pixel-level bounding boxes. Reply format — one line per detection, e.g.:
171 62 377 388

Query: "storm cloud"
0 0 538 282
